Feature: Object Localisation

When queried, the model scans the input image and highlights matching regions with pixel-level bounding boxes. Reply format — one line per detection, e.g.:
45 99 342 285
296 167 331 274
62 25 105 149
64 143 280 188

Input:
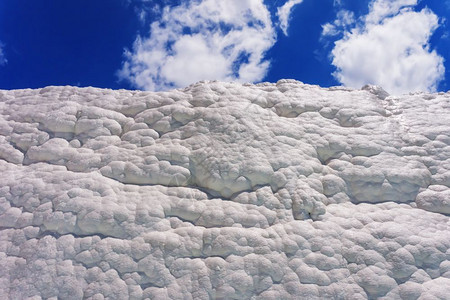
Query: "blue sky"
0 0 449 94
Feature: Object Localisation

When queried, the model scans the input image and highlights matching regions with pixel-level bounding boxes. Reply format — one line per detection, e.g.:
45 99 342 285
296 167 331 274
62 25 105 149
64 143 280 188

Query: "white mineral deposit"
1 80 449 299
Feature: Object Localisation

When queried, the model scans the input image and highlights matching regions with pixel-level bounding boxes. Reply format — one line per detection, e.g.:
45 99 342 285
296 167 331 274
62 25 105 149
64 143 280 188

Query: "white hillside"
1 80 449 299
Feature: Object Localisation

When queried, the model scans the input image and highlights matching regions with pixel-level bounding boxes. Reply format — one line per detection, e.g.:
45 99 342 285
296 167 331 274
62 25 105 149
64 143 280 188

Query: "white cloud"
365 0 417 24
276 0 304 36
329 0 445 94
322 10 355 37
119 0 276 91
127 0 164 24
0 43 7 66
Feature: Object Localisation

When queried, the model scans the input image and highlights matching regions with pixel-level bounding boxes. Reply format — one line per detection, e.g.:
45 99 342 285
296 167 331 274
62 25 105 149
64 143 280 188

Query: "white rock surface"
0 80 449 299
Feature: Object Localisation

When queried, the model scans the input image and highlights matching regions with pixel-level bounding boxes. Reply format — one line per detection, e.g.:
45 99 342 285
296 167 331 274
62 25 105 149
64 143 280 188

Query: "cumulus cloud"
276 0 304 36
328 0 445 94
365 0 417 24
119 0 276 91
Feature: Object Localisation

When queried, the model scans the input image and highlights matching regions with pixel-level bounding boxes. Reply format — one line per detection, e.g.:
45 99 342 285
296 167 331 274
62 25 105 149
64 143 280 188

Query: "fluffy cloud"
365 0 417 23
119 0 276 91
276 0 304 36
328 0 445 94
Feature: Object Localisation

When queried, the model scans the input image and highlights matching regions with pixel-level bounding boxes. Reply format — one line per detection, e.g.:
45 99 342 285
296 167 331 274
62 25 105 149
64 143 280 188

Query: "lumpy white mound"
1 80 450 299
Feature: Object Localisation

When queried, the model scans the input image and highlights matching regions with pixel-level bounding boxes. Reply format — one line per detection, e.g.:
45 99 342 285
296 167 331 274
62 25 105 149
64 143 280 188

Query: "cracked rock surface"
1 80 450 299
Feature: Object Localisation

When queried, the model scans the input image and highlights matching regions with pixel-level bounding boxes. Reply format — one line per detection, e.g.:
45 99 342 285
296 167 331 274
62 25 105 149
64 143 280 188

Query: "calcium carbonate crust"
0 80 449 299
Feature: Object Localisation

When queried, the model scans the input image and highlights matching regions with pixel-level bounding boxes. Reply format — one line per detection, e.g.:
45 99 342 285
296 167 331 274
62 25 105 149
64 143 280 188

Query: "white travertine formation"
0 81 449 299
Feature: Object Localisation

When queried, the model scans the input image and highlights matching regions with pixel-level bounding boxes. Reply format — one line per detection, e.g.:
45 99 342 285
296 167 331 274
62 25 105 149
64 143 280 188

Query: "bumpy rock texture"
1 80 450 299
